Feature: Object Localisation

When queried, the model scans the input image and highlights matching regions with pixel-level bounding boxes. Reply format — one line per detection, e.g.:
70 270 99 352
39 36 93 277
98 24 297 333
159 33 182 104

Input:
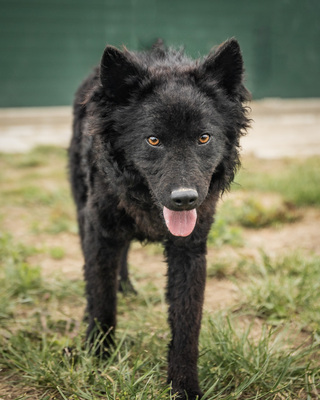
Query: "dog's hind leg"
165 240 206 400
118 242 137 294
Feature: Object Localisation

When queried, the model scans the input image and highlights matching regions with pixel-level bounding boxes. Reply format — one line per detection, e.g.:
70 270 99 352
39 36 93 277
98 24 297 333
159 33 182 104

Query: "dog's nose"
170 188 198 210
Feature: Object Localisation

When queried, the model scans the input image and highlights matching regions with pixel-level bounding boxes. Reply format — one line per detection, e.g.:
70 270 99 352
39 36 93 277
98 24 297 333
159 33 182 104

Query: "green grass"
234 157 320 207
207 258 249 280
1 329 171 400
238 253 320 330
1 233 320 399
0 145 75 234
209 189 300 240
31 205 78 235
0 233 84 317
0 145 66 170
1 299 319 399
0 233 41 302
49 246 66 260
208 215 243 247
220 197 299 229
1 147 320 399
199 315 320 399
1 185 68 206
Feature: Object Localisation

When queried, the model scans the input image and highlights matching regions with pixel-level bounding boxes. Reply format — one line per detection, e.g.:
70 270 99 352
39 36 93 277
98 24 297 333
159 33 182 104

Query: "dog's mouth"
163 207 197 237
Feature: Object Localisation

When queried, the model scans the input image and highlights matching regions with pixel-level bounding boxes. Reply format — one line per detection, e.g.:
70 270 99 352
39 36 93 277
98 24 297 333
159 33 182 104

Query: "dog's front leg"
83 214 127 354
165 240 206 400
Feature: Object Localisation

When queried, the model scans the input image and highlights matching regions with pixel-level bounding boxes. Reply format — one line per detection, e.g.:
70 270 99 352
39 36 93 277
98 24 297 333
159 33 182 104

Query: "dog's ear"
200 39 244 97
151 38 166 57
100 46 144 102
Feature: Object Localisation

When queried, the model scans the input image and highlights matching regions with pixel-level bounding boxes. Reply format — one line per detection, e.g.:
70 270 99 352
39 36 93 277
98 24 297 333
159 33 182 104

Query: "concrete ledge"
0 106 72 125
242 98 320 158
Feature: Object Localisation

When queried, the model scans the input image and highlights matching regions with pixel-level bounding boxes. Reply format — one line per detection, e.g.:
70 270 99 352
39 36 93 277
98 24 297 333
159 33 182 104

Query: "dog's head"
98 40 250 237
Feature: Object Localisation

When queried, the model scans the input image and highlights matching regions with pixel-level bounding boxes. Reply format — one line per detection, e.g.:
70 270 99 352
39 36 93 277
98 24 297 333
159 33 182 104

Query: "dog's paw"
174 389 203 400
118 278 137 295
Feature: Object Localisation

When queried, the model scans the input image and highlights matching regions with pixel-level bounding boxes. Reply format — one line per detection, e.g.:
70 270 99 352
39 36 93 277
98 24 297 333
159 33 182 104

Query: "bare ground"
2 202 319 316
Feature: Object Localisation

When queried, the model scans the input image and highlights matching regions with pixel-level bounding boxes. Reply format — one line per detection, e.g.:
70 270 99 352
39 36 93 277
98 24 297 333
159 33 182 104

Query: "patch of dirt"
32 232 84 280
204 278 239 312
0 373 48 400
128 244 167 285
2 203 320 315
242 207 320 257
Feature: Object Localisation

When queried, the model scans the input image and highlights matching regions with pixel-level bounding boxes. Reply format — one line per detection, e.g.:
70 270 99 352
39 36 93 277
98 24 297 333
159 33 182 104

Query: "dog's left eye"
147 136 160 146
198 134 210 144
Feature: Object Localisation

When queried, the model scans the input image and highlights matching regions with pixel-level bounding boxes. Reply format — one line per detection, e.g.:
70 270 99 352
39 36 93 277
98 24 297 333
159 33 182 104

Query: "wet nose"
170 188 199 210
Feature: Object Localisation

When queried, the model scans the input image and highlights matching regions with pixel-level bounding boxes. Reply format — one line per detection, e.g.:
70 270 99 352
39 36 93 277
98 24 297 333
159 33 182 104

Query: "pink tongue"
163 207 197 237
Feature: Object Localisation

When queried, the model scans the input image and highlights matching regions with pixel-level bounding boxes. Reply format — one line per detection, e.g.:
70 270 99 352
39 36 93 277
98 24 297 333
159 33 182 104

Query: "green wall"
0 0 319 107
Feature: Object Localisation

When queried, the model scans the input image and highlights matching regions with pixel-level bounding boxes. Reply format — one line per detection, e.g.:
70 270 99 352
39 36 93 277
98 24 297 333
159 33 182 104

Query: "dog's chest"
118 199 167 242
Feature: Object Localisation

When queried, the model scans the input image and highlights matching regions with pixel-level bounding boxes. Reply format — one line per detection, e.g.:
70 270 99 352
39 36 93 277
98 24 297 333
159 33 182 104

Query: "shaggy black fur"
69 38 250 399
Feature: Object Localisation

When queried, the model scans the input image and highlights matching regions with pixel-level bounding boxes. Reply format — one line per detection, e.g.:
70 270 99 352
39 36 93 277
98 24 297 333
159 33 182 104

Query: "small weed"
1 186 71 208
235 156 320 207
0 233 84 308
207 260 232 279
0 233 43 320
0 327 172 400
217 196 299 229
239 253 320 329
0 145 66 169
200 314 320 399
208 216 243 247
145 242 164 256
207 258 249 280
0 233 41 298
46 206 77 234
49 246 66 260
236 198 298 228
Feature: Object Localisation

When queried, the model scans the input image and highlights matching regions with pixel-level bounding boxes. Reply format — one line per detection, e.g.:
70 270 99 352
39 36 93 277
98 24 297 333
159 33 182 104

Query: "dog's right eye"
147 136 160 146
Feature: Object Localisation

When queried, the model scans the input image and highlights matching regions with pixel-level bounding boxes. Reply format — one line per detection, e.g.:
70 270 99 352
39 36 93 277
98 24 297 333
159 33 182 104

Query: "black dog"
69 38 250 399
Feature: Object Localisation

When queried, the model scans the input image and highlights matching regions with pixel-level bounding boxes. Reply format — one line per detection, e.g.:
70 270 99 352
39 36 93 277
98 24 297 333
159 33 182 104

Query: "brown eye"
147 136 160 146
198 134 210 144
